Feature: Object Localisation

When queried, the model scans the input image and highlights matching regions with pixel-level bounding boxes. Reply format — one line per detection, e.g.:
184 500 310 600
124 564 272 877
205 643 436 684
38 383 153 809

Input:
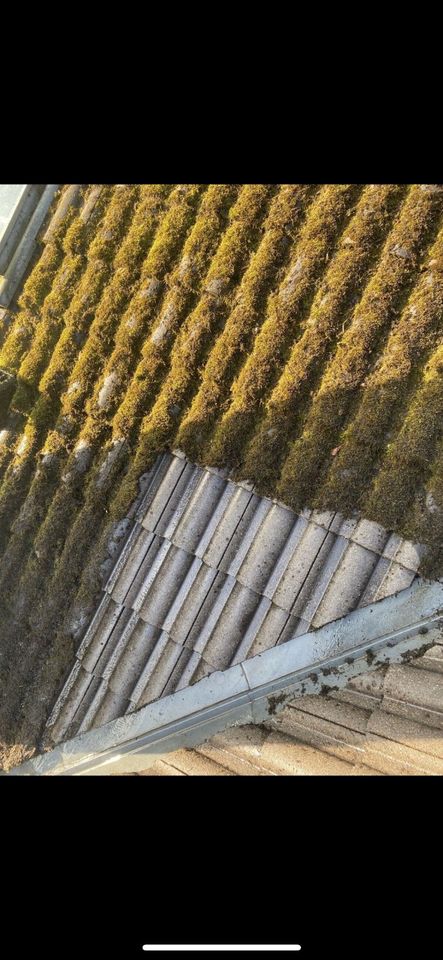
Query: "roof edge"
7 578 443 776
0 185 60 307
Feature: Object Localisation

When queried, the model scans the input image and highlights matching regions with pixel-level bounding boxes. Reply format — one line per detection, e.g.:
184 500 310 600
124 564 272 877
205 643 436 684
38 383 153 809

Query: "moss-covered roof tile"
1 182 443 768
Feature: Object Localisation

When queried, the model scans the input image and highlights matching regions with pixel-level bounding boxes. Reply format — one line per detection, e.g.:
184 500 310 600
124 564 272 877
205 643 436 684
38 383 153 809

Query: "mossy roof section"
1 182 443 768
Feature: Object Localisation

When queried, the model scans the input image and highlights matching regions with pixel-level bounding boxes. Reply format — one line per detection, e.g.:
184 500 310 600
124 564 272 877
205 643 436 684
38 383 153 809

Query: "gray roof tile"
47 451 429 747
372 562 416 601
351 518 390 554
137 544 195 629
272 520 330 611
383 664 443 728
311 541 380 627
162 558 217 643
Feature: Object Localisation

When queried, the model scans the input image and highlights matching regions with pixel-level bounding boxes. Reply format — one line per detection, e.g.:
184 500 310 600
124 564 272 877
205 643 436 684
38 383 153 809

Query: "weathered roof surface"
45 450 424 746
1 183 443 770
137 644 443 776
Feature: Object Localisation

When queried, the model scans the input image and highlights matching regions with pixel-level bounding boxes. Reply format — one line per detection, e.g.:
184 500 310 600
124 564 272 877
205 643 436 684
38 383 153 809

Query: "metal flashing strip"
9 578 443 775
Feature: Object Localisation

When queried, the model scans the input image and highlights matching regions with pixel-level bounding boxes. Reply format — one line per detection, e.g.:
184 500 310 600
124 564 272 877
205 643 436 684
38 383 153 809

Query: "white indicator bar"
142 948 301 953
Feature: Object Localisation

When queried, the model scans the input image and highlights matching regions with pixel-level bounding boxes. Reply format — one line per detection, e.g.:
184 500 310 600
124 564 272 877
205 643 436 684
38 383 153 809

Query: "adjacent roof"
140 652 443 777
1 183 443 772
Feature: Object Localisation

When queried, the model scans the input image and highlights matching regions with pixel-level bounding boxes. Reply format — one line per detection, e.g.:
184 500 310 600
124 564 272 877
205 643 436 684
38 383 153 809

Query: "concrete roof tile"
367 707 443 759
311 541 380 627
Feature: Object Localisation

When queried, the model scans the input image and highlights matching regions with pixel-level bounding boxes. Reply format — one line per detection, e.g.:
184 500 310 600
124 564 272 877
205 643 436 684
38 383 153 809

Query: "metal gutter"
8 577 443 775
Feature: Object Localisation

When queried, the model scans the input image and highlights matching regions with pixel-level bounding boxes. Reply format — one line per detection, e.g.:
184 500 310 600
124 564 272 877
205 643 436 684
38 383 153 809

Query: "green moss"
8 186 115 417
277 184 443 513
121 184 276 489
0 188 137 562
40 185 170 404
16 187 80 313
5 184 443 753
411 429 443 576
0 308 13 350
90 183 236 429
204 184 363 472
4 186 276 684
60 184 201 424
318 224 443 517
239 184 407 492
0 186 204 656
122 183 207 281
176 183 318 462
39 261 110 399
0 191 118 511
365 331 443 531
0 188 92 377
6 187 272 665
12 254 85 411
0 449 64 596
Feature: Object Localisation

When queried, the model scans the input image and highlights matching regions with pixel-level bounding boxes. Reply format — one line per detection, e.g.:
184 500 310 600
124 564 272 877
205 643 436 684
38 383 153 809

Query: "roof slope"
1 183 443 769
44 450 424 746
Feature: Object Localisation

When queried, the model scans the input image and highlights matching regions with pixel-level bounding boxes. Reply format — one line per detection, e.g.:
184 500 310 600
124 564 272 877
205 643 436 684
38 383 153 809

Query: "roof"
1 183 443 772
8 576 443 775
44 450 425 746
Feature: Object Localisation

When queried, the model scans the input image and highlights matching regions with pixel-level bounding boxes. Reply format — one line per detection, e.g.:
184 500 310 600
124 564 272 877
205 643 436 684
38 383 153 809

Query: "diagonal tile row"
47 451 424 743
